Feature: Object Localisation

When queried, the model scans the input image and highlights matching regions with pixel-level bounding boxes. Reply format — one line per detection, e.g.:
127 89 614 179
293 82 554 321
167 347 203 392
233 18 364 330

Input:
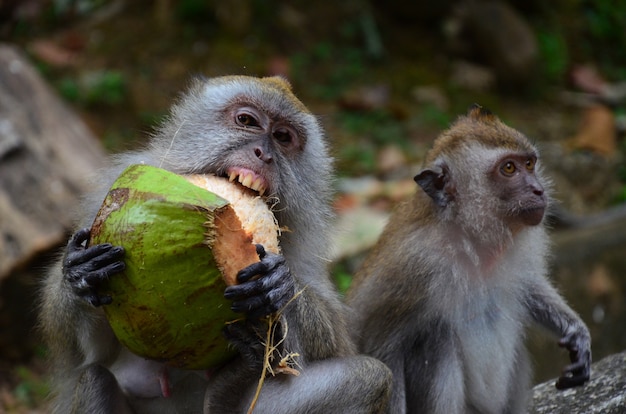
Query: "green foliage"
53 0 108 15
338 110 406 147
331 263 353 295
101 128 139 152
175 0 215 22
57 70 127 107
536 30 569 82
291 42 368 100
416 104 452 130
83 71 126 105
57 77 80 102
334 109 409 176
12 365 49 408
337 142 377 176
290 15 375 100
581 0 626 77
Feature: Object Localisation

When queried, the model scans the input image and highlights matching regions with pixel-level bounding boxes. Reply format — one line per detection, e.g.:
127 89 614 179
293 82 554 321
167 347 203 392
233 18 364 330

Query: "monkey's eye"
525 158 536 171
501 161 516 175
273 127 293 145
236 113 260 128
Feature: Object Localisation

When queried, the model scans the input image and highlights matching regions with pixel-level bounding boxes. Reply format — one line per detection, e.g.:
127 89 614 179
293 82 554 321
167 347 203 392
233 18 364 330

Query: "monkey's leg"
404 338 465 414
205 355 392 414
501 345 532 414
53 364 133 414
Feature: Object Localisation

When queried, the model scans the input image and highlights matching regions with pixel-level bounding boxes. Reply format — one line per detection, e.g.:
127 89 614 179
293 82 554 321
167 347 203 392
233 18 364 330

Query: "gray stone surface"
531 351 626 413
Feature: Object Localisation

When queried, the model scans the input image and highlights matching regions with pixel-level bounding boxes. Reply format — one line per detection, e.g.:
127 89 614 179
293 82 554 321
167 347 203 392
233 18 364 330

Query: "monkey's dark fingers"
255 244 267 259
64 244 123 269
67 260 125 307
236 250 285 283
558 332 591 365
226 262 292 300
226 267 294 318
73 260 125 284
230 294 269 316
557 332 577 349
562 358 588 377
84 292 113 307
555 348 591 390
223 321 265 371
555 371 590 389
227 283 282 317
67 227 91 250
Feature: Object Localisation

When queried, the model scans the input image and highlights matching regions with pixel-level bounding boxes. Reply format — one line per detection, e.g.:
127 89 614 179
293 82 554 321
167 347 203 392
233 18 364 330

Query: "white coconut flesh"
184 174 280 285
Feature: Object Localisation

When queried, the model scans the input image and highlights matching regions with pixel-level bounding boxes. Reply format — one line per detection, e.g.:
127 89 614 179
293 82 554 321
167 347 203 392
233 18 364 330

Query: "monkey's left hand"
224 245 296 320
555 329 591 389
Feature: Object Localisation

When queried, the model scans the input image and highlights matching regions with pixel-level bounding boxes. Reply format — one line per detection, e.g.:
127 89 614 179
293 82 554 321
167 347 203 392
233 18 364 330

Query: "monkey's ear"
467 103 496 121
414 164 455 208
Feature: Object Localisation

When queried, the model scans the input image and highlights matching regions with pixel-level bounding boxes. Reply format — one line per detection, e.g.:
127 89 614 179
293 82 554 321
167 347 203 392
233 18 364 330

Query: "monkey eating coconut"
88 164 280 369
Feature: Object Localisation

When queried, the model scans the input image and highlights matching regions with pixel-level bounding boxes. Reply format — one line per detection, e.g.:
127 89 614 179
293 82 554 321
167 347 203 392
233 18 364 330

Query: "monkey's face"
155 76 331 211
489 151 546 227
220 102 304 197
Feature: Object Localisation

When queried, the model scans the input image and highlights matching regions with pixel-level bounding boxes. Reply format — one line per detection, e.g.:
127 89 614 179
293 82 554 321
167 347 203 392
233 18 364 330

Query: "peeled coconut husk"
89 164 279 369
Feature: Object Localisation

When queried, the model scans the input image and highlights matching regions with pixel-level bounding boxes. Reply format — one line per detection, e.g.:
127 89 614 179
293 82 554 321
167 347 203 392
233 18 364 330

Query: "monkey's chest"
453 296 525 411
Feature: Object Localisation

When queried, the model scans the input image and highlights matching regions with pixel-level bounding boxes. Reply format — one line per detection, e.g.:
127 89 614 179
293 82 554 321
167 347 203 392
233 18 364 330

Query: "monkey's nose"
254 147 273 163
532 184 544 197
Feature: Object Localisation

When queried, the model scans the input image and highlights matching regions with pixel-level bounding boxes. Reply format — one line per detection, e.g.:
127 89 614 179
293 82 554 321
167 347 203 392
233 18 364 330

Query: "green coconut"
89 164 279 369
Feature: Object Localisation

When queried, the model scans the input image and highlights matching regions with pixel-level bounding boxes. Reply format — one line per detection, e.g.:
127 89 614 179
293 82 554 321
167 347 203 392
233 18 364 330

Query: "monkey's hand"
224 244 296 320
555 329 591 389
63 228 125 307
222 319 268 371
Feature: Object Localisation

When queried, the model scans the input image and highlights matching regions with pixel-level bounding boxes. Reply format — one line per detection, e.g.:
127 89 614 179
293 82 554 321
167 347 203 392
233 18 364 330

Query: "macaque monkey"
40 75 391 413
347 105 591 414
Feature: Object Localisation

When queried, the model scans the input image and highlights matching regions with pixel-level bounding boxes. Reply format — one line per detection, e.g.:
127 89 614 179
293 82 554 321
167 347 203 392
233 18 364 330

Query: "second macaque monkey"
347 105 591 414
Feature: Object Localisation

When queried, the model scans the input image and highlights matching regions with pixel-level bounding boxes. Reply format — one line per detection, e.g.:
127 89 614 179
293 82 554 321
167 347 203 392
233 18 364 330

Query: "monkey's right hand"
555 329 591 390
224 244 295 320
63 228 125 307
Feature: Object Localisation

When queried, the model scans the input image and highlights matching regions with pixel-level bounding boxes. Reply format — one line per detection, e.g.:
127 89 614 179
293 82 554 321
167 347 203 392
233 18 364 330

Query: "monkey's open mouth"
226 167 268 196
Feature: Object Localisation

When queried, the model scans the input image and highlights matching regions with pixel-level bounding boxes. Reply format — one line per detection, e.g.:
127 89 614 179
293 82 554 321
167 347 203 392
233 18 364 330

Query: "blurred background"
0 0 625 411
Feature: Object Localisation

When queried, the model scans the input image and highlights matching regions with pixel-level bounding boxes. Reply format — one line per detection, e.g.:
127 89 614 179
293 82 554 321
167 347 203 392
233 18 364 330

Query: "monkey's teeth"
240 174 253 189
250 177 263 193
226 169 267 195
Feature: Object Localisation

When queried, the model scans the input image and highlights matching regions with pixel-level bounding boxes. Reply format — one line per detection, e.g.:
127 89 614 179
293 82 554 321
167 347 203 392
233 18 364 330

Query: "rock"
453 1 539 85
570 105 617 156
338 84 391 112
0 43 106 362
411 85 449 111
531 351 626 413
449 60 496 92
0 43 106 281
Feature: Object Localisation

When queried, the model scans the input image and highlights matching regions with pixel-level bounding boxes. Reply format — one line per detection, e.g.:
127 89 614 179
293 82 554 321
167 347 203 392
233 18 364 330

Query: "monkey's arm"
524 278 591 389
41 228 134 413
42 228 126 357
